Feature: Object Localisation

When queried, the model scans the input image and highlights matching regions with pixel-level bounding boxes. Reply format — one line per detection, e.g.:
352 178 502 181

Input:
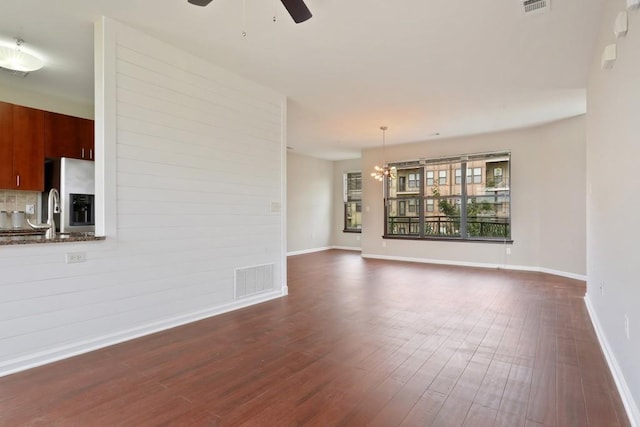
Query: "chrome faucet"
46 188 60 239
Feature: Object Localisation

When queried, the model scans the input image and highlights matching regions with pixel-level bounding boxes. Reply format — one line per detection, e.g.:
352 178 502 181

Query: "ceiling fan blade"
188 0 214 6
280 0 312 23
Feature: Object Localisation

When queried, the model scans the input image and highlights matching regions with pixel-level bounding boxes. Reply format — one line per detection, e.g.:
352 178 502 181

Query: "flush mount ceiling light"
0 38 44 74
371 126 397 182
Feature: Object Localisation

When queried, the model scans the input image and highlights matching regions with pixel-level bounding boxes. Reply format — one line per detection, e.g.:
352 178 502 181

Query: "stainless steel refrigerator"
43 157 95 234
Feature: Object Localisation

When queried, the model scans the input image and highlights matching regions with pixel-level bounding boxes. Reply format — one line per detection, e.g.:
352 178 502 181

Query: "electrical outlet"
600 281 604 296
25 204 35 214
625 315 630 340
382 241 387 247
66 252 87 264
505 247 511 255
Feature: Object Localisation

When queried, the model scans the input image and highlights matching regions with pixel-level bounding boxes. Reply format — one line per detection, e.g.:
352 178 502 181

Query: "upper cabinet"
77 118 94 161
44 112 94 161
0 102 45 191
0 102 93 191
0 102 13 189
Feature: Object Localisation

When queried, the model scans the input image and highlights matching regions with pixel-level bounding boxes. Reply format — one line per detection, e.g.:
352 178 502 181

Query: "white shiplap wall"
0 18 286 376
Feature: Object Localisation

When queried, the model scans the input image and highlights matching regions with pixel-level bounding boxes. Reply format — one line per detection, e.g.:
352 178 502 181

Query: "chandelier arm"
371 125 392 181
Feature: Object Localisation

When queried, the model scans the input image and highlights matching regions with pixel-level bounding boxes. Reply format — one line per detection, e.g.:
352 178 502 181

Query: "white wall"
585 1 640 423
331 158 362 250
361 116 586 278
286 151 333 254
0 85 93 119
0 18 286 376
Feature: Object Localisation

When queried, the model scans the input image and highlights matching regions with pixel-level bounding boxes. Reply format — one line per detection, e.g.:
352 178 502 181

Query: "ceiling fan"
188 0 312 24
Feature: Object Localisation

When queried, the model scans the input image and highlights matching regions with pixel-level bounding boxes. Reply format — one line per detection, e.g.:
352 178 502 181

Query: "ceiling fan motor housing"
187 0 312 23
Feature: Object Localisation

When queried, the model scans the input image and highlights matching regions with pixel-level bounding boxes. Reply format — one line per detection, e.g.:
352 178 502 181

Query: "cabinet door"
13 105 44 191
77 118 95 161
44 111 82 159
0 102 14 189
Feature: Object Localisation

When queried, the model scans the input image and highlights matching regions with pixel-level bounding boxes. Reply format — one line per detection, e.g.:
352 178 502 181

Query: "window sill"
343 229 362 234
382 235 513 244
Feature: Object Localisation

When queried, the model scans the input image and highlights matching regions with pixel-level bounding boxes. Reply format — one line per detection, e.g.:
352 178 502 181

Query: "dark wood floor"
0 250 630 426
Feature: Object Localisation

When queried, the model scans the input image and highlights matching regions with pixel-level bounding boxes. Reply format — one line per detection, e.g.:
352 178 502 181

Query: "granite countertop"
0 228 105 245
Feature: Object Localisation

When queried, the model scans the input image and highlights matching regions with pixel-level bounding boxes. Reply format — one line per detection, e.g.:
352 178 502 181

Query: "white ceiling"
0 0 603 160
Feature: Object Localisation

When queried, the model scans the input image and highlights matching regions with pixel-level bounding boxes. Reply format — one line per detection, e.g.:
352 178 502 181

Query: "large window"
344 171 362 232
384 152 511 241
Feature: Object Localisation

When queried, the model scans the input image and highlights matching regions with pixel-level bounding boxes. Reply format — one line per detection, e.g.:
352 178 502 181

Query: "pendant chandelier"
371 126 396 181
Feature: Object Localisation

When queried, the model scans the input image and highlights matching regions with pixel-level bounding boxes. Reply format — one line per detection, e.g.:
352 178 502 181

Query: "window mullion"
419 167 425 237
460 162 468 238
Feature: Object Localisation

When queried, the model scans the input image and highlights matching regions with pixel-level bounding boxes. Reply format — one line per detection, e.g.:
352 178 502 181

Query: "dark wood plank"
474 359 511 410
399 390 447 426
499 363 533 418
463 403 498 427
556 362 588 427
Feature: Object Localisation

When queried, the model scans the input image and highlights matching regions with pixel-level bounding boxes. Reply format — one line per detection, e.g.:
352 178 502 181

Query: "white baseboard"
361 253 586 281
331 246 361 252
538 267 586 281
287 246 332 256
286 249 585 281
584 294 639 427
0 290 284 378
287 245 361 256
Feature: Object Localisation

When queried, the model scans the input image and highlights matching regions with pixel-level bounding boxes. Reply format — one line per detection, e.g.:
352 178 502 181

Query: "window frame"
426 171 434 186
408 198 417 213
408 173 418 189
467 167 482 184
399 200 406 216
473 167 482 184
383 152 512 243
438 170 447 185
398 176 406 192
343 171 362 233
426 199 434 212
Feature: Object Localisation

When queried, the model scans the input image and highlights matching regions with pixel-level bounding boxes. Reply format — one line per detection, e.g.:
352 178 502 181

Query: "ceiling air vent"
523 0 550 14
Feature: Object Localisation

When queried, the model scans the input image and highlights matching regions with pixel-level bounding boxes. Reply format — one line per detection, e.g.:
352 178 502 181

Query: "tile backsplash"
0 190 41 221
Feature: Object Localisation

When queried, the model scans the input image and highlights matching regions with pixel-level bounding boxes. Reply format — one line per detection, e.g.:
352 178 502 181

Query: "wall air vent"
0 66 29 77
523 0 550 14
234 263 274 299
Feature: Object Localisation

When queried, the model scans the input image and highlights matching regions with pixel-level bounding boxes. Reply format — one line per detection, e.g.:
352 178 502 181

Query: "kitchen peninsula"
0 229 103 245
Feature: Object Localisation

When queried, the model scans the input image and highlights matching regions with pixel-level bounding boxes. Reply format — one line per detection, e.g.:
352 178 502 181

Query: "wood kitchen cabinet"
0 102 13 189
44 111 95 161
77 118 94 160
0 102 44 191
